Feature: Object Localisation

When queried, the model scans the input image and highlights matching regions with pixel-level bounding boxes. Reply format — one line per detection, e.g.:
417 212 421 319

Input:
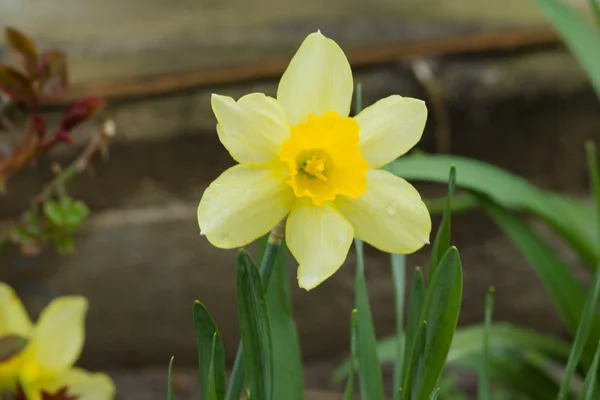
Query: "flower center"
279 111 368 206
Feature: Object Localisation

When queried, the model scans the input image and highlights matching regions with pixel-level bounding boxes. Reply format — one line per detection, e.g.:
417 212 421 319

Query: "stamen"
303 155 328 181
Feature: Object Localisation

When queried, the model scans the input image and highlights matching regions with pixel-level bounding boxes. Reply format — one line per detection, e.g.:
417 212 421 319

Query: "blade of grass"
429 166 456 281
478 287 495 400
193 301 226 400
354 238 385 399
391 253 406 393
591 0 600 27
206 334 219 400
344 309 359 400
559 142 600 399
400 267 425 388
236 249 273 400
167 356 175 400
401 320 427 400
226 227 283 400
581 341 600 400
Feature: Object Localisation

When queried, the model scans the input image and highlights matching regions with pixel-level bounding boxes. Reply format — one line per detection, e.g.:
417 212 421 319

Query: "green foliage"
343 310 358 400
193 301 226 400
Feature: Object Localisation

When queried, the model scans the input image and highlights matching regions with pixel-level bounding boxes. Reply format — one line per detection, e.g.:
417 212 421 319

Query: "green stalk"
225 223 285 400
391 253 406 394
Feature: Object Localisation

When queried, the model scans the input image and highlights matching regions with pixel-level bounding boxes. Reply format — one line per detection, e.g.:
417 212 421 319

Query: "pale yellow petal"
336 170 431 254
35 368 115 400
0 283 33 337
286 199 354 290
277 31 353 126
355 95 427 168
198 164 294 248
212 93 290 165
30 296 87 372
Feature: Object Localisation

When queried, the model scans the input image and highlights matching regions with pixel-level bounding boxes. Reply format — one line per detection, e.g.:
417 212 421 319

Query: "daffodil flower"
198 31 431 290
0 283 115 400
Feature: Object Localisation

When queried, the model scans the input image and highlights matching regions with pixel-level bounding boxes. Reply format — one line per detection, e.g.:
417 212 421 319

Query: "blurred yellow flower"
0 283 115 400
198 31 431 290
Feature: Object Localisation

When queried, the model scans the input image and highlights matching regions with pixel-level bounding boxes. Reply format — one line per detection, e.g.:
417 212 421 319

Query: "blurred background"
0 0 598 398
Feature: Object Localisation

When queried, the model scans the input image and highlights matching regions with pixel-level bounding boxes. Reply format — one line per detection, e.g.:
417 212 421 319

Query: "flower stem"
225 222 285 400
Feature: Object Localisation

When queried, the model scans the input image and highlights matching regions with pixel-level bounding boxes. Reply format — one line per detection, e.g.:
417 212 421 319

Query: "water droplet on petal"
386 201 398 215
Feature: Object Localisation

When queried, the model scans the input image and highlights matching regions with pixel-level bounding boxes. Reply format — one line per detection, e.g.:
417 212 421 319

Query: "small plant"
0 27 115 255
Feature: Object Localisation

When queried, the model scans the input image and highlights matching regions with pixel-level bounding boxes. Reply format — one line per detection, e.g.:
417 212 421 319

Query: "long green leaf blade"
385 154 598 269
560 142 600 398
581 341 600 400
401 320 427 400
344 309 359 400
236 249 273 400
591 0 600 27
401 267 425 389
167 356 175 400
206 334 219 400
483 200 600 367
354 239 385 400
413 247 463 400
429 165 456 281
391 253 407 394
259 236 304 400
478 287 494 400
534 0 600 98
193 301 226 400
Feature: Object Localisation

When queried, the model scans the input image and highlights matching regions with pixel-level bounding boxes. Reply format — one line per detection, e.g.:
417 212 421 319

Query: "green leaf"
401 267 425 389
344 309 358 400
581 341 600 400
193 301 226 400
43 200 65 225
354 239 385 400
412 247 463 400
65 201 89 230
53 235 75 254
483 200 600 367
534 0 600 99
167 356 175 400
429 166 456 281
385 154 597 269
560 142 600 398
259 236 304 400
591 0 600 27
206 334 219 400
331 323 571 383
478 287 495 400
391 253 406 393
0 335 28 362
236 249 273 400
401 320 427 400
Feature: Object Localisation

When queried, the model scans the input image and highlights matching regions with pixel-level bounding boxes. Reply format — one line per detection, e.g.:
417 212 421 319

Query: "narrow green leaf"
429 166 456 281
483 200 600 368
206 334 218 400
193 301 226 400
0 335 28 362
259 236 304 400
581 341 600 400
236 249 273 400
413 247 463 400
391 253 406 393
478 287 495 400
385 154 598 269
354 239 385 400
429 388 440 400
401 320 427 400
559 143 600 399
591 0 600 27
167 356 175 400
344 309 359 400
226 234 283 400
401 267 425 388
534 0 600 99
331 323 571 383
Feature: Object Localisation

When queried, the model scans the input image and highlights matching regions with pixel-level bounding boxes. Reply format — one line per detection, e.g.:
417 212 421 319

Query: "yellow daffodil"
198 31 431 290
0 283 114 400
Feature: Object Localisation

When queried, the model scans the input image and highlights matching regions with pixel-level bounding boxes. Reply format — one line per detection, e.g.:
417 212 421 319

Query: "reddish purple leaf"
39 50 68 97
0 65 36 104
60 98 105 131
54 130 73 144
5 27 39 77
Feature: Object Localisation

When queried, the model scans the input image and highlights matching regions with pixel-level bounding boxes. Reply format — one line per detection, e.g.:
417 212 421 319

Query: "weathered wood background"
0 0 598 378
